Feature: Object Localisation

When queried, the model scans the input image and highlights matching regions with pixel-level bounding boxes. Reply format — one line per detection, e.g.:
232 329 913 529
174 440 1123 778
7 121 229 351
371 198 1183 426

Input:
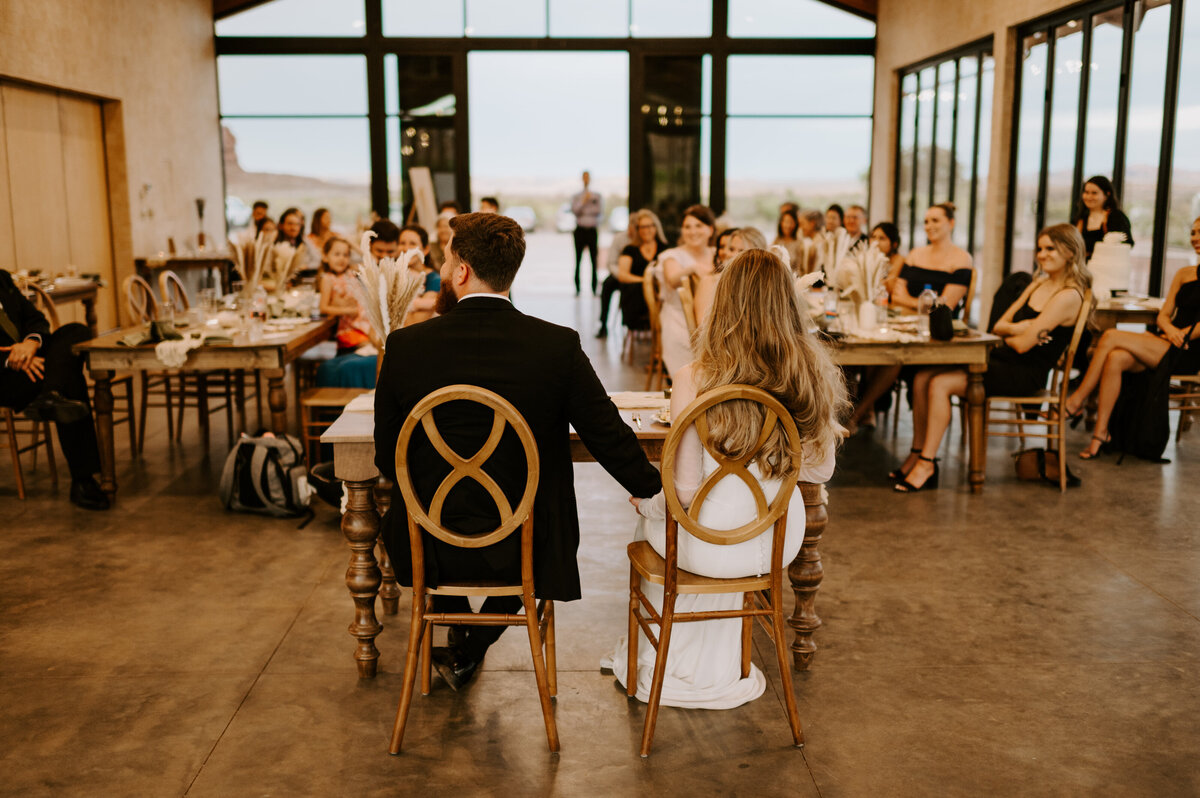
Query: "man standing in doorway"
570 170 603 296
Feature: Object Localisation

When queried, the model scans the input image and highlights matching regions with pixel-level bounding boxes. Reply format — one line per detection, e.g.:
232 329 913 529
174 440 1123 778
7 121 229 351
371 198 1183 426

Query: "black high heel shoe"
894 455 939 493
888 448 921 481
1078 433 1110 460
1064 406 1084 429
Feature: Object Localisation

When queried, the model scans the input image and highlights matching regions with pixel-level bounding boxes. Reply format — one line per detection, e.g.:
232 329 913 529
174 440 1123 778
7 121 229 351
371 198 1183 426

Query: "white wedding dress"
601 366 837 709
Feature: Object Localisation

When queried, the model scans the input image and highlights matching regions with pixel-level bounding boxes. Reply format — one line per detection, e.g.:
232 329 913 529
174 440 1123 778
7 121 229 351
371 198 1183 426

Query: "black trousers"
597 274 620 330
431 548 523 660
0 323 101 480
573 226 599 294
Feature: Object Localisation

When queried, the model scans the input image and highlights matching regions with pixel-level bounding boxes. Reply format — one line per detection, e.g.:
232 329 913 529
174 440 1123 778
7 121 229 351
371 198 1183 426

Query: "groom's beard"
433 281 458 315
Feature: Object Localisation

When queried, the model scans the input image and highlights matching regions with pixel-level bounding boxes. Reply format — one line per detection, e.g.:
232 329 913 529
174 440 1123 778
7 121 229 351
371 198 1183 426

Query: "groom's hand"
628 496 641 512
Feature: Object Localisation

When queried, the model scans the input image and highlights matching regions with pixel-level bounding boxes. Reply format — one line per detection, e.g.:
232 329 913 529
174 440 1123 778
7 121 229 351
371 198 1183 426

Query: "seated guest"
438 201 462 214
659 205 717 377
894 224 1089 491
817 204 853 275
428 210 455 271
478 197 499 213
613 209 667 332
235 200 269 247
318 238 372 355
275 207 317 282
397 223 439 326
795 209 824 275
602 247 844 707
844 204 869 250
714 227 739 272
773 207 800 265
696 226 767 323
375 212 660 689
845 223 907 432
892 203 973 315
596 214 636 338
1063 216 1200 459
1073 175 1133 259
825 204 845 237
368 218 401 260
306 207 335 252
0 270 108 509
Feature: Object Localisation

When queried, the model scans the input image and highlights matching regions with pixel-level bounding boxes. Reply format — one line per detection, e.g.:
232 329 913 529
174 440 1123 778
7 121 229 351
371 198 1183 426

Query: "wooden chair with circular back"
122 274 159 324
641 264 666 390
1 278 59 497
122 274 178 449
157 271 235 451
984 290 1094 491
626 384 805 757
388 385 557 755
677 277 698 338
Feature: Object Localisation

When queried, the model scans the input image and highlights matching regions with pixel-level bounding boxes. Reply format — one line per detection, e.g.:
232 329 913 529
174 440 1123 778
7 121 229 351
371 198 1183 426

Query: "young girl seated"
318 237 373 354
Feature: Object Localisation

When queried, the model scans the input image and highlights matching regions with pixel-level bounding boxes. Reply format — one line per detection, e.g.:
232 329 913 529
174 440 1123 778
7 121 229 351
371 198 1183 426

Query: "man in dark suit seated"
375 212 661 690
0 270 108 509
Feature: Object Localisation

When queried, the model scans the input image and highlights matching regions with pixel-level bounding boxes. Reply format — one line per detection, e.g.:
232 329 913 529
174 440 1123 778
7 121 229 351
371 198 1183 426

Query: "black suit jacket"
0 270 50 347
374 296 661 601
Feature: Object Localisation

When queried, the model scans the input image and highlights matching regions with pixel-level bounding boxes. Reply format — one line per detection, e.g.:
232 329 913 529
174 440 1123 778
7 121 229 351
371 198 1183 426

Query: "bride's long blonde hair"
694 248 848 479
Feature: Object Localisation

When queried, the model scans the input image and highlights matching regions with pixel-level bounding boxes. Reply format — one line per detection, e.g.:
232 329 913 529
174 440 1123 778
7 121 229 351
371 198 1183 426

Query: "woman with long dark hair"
1072 175 1133 259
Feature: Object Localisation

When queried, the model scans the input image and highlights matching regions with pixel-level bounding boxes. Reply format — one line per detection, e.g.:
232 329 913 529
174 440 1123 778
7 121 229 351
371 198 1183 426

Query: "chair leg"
123 380 137 459
388 597 428 755
640 588 677 757
544 600 557 698
771 595 805 748
198 374 211 453
522 593 560 752
224 372 235 449
255 372 264 430
5 412 26 500
137 373 149 453
741 593 753 679
420 622 432 697
43 423 57 487
626 566 640 698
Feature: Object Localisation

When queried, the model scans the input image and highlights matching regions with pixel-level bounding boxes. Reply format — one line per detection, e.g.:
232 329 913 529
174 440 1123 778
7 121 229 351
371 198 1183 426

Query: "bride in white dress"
602 248 846 709
658 206 717 377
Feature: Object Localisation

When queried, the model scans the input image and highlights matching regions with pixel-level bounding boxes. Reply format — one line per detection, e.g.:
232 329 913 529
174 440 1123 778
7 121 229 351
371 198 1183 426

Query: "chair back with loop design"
122 275 159 323
388 384 558 754
677 274 698 338
627 383 805 756
641 263 665 390
984 289 1093 491
157 270 190 312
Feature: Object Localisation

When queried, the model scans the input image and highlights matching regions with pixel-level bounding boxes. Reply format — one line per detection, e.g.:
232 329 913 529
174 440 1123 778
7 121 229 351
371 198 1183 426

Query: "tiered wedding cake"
1088 232 1132 300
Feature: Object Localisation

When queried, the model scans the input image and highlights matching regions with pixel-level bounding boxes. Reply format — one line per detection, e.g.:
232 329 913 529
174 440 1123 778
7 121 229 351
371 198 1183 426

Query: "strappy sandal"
1078 434 1110 460
894 455 939 493
888 448 921 481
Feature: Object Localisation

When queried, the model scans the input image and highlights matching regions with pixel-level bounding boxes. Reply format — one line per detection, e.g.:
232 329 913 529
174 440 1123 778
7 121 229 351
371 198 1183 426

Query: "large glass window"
631 0 711 37
217 55 371 234
1007 0 1189 294
215 0 366 37
382 0 463 36
1165 0 1200 289
466 0 547 37
728 0 875 38
895 41 993 260
549 0 630 37
727 54 873 231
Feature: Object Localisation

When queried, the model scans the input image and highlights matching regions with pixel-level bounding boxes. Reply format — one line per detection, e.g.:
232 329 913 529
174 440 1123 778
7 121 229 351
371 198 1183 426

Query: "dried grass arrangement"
228 232 277 297
833 242 889 306
355 231 426 348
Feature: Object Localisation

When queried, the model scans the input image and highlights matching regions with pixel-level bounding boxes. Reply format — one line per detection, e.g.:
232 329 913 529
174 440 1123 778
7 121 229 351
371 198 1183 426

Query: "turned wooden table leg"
788 482 828 671
81 296 99 337
92 369 117 500
374 478 401 616
968 365 986 494
343 478 383 678
266 369 288 435
233 369 247 436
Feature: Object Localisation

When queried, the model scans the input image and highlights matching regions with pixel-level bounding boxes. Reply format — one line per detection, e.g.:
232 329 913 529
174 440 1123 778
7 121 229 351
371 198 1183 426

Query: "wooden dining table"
321 397 831 680
830 330 1001 493
74 316 336 500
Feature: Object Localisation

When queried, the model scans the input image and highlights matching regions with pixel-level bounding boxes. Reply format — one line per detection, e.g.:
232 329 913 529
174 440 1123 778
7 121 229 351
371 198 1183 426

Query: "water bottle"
917 284 937 337
823 289 840 333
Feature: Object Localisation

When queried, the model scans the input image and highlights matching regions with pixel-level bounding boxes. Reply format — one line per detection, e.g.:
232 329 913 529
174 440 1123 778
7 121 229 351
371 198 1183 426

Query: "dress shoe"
23 391 88 424
446 625 466 652
430 645 482 692
70 477 111 510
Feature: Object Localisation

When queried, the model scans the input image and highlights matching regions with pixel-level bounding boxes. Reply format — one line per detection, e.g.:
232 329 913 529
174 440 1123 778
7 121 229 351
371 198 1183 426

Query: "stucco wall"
871 0 1075 317
0 0 223 299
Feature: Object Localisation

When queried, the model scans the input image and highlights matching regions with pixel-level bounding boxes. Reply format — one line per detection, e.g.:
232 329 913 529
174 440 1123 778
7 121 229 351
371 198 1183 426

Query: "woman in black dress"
894 224 1089 491
1064 216 1200 458
1073 175 1133 259
615 209 667 331
892 202 974 315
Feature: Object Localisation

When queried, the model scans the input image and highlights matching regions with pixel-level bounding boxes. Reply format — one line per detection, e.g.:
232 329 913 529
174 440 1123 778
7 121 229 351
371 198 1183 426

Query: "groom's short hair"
448 212 526 291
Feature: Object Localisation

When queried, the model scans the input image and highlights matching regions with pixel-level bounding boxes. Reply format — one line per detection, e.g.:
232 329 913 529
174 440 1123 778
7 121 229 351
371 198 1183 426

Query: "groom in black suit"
0 269 108 509
375 212 660 689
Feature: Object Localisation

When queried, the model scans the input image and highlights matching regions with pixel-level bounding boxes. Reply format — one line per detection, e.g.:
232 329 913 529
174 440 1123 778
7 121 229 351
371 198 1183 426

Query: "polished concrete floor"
3 240 1199 797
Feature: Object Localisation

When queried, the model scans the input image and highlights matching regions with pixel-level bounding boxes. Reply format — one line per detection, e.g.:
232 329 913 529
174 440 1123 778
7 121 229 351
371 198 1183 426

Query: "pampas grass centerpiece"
356 231 426 350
